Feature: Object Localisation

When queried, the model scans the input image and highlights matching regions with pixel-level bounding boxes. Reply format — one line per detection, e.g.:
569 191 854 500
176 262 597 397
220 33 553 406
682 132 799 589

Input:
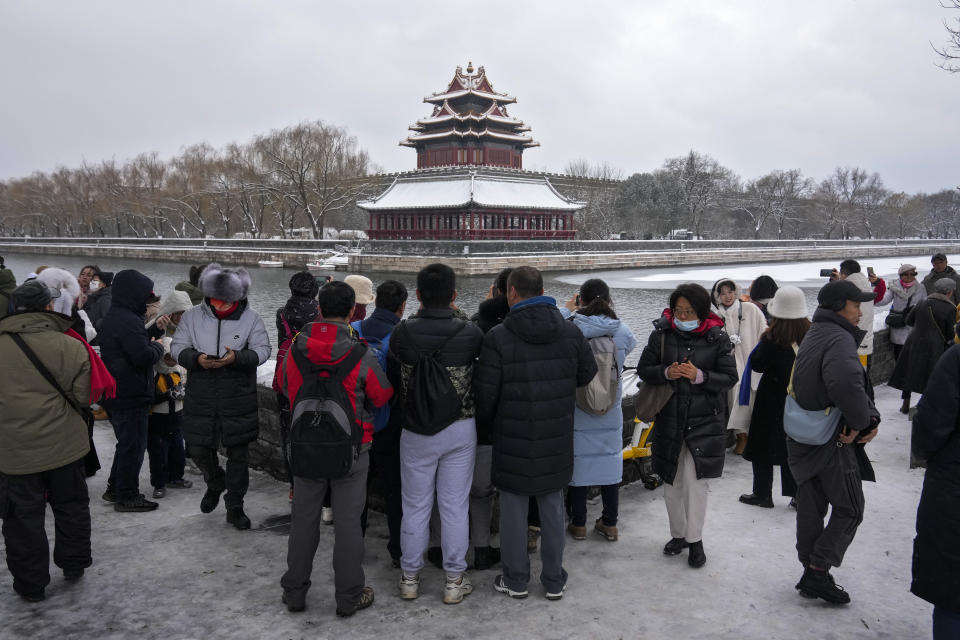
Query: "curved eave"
424 89 516 104
414 113 524 127
401 128 537 145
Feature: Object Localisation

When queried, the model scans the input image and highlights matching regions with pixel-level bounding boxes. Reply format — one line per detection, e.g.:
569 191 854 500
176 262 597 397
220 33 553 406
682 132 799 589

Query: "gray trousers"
499 489 567 594
470 444 495 547
281 450 369 609
400 418 476 576
795 443 865 569
664 444 708 543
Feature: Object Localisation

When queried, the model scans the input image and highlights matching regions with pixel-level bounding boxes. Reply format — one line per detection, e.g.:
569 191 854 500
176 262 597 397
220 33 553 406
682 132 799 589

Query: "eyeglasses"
903 272 917 276
673 306 698 319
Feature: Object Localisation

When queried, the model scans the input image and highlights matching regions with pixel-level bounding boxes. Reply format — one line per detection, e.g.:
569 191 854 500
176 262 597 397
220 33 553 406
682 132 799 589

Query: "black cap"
932 252 947 262
11 280 60 312
817 280 874 311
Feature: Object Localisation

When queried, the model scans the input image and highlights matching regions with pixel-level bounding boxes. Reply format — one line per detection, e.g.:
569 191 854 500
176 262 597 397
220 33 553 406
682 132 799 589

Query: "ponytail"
576 278 618 319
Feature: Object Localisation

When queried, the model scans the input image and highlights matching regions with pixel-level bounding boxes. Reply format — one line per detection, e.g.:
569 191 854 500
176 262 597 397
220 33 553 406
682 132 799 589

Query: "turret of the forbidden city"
360 63 583 240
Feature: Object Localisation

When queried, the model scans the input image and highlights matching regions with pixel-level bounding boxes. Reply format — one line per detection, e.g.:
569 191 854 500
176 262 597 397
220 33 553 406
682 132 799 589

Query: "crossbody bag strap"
11 333 85 418
930 305 949 343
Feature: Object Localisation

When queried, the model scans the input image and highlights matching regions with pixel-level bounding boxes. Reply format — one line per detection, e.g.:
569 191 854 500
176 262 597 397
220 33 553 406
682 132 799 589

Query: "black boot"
200 487 224 514
739 493 774 508
687 541 706 568
474 546 501 570
795 567 850 604
226 505 251 530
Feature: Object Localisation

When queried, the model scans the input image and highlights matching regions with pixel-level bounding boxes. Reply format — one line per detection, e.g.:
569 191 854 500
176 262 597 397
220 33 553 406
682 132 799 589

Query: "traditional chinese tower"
401 62 539 169
360 63 582 241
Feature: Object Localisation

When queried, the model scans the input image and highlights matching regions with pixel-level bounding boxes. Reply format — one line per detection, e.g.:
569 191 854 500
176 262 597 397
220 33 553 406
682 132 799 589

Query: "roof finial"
466 61 474 74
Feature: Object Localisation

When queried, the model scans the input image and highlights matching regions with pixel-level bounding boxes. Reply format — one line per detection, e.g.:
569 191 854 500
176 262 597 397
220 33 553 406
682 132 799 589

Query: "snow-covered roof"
424 88 516 104
357 172 584 211
400 127 539 147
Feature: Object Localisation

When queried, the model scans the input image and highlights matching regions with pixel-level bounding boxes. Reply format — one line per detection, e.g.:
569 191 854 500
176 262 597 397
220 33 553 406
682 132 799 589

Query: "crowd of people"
0 252 957 637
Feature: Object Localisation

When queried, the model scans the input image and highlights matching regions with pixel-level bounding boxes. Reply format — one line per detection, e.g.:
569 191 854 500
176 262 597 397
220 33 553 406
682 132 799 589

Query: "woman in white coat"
710 278 767 454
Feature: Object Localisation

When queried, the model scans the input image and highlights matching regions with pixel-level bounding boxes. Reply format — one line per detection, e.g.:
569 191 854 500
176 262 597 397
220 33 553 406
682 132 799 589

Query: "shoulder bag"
782 344 841 446
633 331 674 424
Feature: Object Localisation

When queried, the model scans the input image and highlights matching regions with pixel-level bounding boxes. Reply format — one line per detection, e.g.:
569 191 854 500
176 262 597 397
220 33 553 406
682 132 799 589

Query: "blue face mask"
675 319 699 332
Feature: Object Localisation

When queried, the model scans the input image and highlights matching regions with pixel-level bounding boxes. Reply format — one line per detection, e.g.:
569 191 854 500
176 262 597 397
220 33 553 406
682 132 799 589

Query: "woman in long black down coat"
637 283 737 569
739 286 810 509
911 345 960 638
888 278 957 401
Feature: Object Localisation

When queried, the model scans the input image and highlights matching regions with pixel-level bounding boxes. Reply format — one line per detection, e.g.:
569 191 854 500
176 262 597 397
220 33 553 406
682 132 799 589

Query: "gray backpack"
576 335 620 415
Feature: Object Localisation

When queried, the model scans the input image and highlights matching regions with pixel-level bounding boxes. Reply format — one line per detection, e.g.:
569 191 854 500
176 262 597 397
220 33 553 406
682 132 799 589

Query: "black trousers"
752 461 797 498
369 420 403 560
0 459 91 597
795 444 865 570
188 443 249 509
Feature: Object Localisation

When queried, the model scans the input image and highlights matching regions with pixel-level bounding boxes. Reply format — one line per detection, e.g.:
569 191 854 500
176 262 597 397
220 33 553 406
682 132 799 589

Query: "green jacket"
0 312 91 474
0 267 16 321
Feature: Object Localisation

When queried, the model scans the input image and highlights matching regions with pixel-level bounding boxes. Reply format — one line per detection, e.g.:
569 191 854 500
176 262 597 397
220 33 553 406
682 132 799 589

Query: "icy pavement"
0 384 931 640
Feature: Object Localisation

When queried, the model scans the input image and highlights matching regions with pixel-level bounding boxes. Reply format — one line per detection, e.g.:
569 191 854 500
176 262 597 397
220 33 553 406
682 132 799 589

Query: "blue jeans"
107 407 149 501
934 606 960 640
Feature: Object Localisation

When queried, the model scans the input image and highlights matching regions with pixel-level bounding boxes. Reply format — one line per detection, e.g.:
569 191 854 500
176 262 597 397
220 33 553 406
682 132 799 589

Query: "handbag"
782 344 842 446
884 291 915 328
633 332 675 423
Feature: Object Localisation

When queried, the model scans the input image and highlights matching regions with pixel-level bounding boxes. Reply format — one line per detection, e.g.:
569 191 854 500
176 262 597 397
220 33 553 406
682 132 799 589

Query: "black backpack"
399 321 466 435
289 342 367 479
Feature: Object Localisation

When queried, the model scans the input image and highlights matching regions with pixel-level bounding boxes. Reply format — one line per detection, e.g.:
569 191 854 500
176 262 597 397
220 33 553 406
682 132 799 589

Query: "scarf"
212 300 240 319
65 328 117 403
662 308 726 335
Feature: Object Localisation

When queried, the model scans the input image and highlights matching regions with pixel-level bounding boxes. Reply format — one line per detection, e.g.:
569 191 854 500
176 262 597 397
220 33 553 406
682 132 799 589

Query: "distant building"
359 63 583 240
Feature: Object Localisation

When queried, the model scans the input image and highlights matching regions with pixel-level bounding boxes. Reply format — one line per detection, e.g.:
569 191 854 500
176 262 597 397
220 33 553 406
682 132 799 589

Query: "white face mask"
89 280 101 291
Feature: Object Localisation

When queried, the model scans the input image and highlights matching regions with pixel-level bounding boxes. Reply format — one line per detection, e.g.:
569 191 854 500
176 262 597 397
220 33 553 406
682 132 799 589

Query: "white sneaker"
321 506 334 525
545 584 566 601
443 574 473 604
399 573 420 600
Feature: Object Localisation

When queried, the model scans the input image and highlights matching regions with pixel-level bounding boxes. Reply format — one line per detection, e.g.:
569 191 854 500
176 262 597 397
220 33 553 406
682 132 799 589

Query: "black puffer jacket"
83 287 112 333
388 307 484 435
786 308 878 485
99 271 164 411
912 345 960 612
475 298 597 495
889 294 956 395
636 313 738 485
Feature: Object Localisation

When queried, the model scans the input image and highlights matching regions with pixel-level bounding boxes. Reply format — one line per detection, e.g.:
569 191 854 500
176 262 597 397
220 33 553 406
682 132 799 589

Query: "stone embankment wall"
2 236 959 275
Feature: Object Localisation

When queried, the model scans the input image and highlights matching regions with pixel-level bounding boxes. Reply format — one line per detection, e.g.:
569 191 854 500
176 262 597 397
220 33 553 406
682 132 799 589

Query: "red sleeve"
872 278 886 304
362 354 393 408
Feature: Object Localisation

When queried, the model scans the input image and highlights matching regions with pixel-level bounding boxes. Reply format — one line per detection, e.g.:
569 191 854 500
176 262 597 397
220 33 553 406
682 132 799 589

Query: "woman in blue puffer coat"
561 279 636 542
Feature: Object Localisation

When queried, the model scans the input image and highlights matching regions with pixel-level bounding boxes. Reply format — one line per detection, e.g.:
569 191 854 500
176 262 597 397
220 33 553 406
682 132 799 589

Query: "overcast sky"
1 1 958 193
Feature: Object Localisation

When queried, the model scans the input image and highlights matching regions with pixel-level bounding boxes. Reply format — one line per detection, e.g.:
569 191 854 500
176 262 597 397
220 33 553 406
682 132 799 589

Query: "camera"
819 268 834 278
729 333 742 345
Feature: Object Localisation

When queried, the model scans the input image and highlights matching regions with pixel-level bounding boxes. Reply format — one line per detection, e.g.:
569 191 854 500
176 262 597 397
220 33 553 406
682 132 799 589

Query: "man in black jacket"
99 270 165 512
788 280 879 604
475 266 597 601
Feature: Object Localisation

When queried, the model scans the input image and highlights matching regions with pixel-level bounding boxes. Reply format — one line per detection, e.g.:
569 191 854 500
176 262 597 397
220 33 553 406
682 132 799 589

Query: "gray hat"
11 280 61 312
934 277 957 294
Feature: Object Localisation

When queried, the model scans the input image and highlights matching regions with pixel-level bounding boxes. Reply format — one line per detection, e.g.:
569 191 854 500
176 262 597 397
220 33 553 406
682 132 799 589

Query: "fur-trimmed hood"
36 267 81 315
710 277 742 309
199 263 251 302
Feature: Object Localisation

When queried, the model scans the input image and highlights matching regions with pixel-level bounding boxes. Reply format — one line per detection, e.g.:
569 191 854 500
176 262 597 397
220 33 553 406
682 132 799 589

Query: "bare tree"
934 0 960 72
563 159 623 239
657 151 734 239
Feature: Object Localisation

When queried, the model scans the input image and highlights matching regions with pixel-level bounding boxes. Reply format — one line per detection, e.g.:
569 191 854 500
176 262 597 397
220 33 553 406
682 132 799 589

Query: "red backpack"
272 312 295 393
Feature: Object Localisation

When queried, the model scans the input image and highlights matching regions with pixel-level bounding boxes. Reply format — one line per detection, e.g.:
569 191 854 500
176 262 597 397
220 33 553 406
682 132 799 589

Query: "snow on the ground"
0 384 932 639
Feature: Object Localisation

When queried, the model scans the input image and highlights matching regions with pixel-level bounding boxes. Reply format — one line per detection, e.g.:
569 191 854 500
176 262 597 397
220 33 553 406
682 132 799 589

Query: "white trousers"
664 444 709 543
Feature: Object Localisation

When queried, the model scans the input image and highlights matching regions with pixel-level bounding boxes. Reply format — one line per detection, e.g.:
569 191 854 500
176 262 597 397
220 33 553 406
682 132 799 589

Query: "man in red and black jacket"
280 280 392 617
